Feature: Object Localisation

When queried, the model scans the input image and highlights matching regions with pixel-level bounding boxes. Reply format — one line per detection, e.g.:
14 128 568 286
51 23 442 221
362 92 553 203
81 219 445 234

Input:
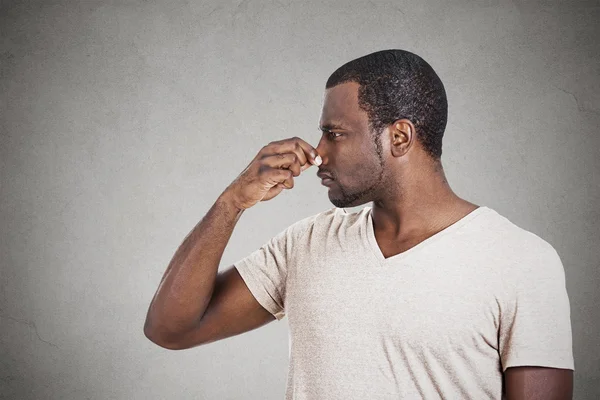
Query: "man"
144 50 574 399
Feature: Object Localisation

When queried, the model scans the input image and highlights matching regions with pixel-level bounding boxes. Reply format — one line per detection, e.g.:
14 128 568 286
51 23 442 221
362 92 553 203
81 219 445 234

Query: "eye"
318 127 345 140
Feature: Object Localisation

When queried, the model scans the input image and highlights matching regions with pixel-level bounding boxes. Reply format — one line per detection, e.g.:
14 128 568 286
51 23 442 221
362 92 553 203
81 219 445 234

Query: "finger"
263 183 286 201
265 140 307 169
263 153 301 176
263 153 304 178
281 175 294 189
293 137 322 166
300 162 312 172
285 156 302 177
265 167 293 186
268 137 321 168
279 170 294 189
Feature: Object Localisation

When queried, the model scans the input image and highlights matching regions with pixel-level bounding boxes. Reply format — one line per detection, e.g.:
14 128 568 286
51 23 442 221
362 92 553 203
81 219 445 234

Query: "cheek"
344 157 380 183
335 140 380 179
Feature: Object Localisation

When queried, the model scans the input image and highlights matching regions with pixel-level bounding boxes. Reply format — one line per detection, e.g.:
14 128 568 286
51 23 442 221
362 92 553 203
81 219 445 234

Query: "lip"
321 177 334 186
317 171 334 186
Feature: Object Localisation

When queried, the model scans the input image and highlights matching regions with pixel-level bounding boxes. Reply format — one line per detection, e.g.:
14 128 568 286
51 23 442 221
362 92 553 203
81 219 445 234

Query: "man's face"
316 81 386 208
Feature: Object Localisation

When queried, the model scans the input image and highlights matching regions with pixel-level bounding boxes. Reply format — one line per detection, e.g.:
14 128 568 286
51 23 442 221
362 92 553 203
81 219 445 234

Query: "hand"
223 137 322 210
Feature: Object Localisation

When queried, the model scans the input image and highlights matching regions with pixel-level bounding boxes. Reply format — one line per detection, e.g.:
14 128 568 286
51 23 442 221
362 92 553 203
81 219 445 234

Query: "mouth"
317 170 335 186
321 177 334 186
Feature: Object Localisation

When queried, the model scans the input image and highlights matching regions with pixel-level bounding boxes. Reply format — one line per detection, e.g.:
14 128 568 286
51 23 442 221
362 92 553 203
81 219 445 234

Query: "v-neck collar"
363 205 490 266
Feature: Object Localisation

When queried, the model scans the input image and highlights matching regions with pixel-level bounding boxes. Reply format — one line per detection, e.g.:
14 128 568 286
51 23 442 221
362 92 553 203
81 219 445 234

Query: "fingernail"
314 155 322 166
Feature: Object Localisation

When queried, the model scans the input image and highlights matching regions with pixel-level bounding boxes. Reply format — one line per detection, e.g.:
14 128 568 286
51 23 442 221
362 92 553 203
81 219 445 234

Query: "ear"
388 119 415 157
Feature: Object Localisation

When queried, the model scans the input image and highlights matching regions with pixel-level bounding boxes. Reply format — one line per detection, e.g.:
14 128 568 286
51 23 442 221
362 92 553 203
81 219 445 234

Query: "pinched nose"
315 141 328 166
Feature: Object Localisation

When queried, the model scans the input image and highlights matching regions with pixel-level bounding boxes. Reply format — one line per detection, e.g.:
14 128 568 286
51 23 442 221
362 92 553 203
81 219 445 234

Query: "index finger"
270 137 322 168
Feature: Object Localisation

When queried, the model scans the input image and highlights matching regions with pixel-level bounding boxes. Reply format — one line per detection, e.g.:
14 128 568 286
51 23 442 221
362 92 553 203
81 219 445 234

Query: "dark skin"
316 81 480 256
144 81 573 399
316 81 573 399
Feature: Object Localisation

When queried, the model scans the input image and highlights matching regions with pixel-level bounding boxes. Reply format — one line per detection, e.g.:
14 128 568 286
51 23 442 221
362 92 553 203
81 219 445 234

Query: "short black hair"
326 49 447 161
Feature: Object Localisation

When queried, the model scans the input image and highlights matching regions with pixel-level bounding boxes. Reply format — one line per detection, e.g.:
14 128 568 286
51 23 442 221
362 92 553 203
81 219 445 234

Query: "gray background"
1 0 598 399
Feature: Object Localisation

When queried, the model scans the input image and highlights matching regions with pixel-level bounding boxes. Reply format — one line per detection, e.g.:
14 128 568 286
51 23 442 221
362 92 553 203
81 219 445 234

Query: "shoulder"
281 206 367 243
482 208 563 278
485 208 558 255
275 207 341 241
287 206 350 234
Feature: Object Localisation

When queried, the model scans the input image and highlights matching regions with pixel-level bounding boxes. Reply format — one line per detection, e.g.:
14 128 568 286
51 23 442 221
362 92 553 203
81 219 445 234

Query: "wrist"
217 190 245 216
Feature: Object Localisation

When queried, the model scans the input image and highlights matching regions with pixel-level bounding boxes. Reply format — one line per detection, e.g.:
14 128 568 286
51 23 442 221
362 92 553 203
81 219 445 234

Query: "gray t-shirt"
234 205 574 399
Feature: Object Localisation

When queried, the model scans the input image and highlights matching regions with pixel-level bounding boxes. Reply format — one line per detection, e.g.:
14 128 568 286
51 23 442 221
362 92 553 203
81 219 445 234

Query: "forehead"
319 81 369 129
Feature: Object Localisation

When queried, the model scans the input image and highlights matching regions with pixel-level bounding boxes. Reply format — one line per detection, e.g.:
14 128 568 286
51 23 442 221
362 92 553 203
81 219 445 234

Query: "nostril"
315 150 326 164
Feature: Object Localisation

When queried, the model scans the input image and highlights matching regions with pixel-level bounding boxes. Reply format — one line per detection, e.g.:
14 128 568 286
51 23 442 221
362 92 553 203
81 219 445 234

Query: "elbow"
143 319 189 351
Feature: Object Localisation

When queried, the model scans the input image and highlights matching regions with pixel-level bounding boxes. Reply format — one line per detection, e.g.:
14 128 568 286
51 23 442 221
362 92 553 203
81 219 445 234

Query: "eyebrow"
318 123 349 132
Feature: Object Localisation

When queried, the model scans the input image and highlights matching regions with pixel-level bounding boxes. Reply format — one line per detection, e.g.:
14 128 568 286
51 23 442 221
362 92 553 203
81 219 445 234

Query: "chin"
329 195 368 209
329 199 348 208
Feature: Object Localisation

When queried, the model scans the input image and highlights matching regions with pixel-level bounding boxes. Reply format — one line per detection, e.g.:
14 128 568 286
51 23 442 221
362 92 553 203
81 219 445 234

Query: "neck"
371 160 476 238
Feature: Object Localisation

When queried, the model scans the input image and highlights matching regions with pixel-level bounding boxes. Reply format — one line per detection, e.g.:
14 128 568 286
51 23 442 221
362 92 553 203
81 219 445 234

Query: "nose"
315 136 328 165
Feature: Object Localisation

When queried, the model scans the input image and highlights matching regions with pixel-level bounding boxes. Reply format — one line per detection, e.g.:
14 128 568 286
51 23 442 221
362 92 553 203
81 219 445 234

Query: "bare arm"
504 366 573 400
143 191 253 349
143 137 321 350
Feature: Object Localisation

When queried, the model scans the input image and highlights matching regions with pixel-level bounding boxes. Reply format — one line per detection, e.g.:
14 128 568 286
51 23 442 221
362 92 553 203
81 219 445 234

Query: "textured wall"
1 0 598 399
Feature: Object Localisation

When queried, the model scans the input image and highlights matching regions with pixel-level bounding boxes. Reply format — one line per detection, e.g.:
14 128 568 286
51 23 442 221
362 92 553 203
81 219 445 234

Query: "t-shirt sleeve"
498 244 575 372
233 215 315 321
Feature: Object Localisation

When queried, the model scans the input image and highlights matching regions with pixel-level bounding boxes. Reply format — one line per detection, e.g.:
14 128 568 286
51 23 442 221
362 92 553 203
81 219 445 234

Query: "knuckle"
257 164 269 174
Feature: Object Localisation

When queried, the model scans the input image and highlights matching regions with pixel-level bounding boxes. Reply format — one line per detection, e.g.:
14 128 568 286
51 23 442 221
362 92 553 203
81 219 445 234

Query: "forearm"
144 190 244 342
